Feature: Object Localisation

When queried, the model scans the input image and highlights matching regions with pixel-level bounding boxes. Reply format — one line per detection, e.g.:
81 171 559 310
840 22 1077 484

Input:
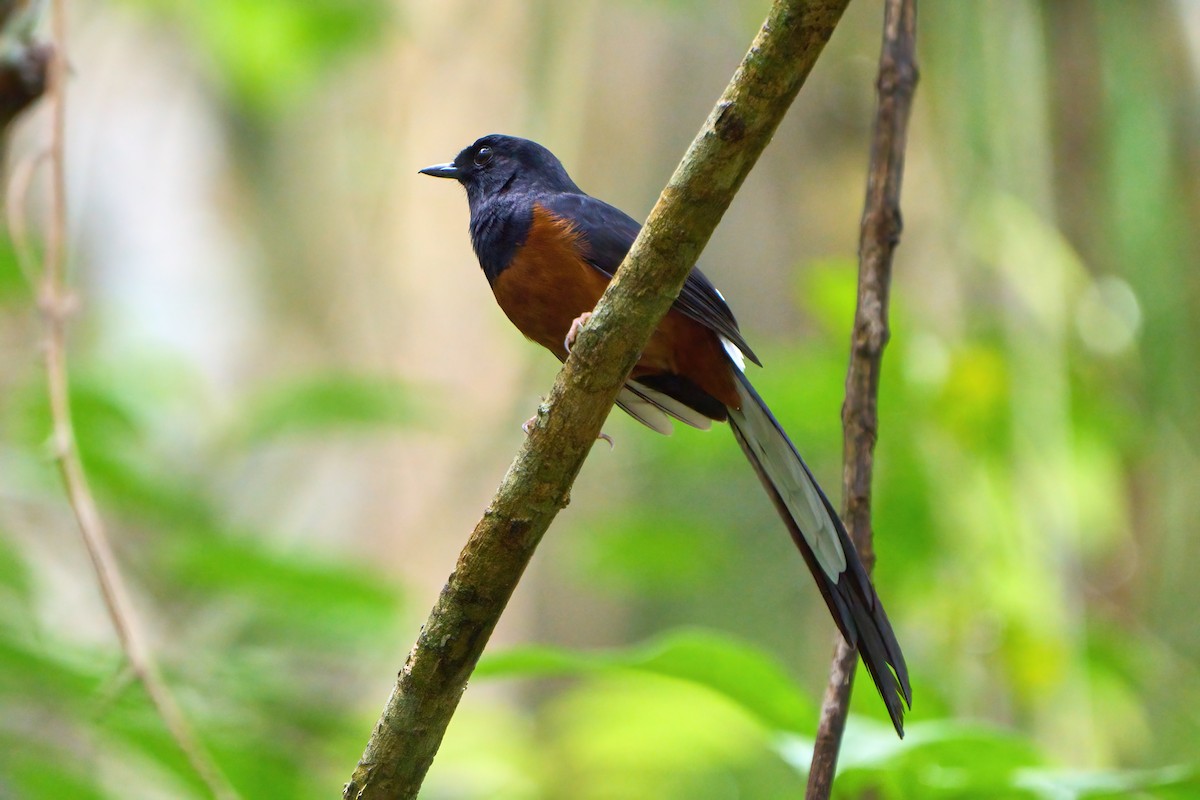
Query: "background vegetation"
1 1 1198 797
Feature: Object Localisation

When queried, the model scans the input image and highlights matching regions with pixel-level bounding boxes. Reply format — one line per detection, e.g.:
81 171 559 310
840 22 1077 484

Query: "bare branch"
344 1 852 797
806 0 918 797
13 2 241 797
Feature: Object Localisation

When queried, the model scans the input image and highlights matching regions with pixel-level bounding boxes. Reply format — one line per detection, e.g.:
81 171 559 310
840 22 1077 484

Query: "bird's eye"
473 146 493 167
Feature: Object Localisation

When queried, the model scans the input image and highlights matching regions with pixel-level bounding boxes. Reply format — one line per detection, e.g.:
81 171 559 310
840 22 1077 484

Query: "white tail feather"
615 386 674 434
618 381 714 433
727 374 847 581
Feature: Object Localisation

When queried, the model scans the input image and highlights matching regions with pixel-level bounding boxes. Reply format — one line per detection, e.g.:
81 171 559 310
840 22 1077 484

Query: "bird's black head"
419 134 581 207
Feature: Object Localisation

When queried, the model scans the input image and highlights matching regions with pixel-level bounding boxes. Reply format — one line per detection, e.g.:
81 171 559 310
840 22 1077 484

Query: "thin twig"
6 147 46 284
344 1 852 797
22 2 240 797
805 0 918 797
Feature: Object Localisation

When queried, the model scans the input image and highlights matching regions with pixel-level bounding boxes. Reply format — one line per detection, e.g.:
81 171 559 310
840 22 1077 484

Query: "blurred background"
1 0 1198 797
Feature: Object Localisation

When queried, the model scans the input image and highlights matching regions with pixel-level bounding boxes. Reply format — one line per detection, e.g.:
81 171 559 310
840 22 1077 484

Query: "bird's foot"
521 410 614 449
563 311 593 354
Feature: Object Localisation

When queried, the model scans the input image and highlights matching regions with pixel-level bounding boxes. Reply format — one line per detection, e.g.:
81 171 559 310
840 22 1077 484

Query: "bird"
421 134 911 735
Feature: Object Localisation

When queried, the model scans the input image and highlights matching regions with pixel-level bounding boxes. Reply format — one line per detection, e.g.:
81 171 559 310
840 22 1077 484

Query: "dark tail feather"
727 369 911 736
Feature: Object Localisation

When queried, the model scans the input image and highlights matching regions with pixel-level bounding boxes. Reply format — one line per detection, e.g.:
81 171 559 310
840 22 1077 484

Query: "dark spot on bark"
714 101 746 143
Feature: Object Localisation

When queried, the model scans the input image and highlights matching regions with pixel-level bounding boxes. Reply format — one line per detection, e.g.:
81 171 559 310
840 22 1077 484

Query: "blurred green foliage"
1 0 1198 798
477 628 818 734
0 361 408 797
233 374 420 442
120 0 393 116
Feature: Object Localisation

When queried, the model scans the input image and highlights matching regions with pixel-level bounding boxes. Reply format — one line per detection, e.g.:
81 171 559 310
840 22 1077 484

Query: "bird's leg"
563 311 593 354
520 313 613 448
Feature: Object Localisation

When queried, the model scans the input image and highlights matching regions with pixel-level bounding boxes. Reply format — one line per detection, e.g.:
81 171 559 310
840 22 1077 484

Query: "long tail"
726 369 912 736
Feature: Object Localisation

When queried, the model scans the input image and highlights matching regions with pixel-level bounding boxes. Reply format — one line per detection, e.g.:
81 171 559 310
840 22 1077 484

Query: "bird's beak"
419 162 460 179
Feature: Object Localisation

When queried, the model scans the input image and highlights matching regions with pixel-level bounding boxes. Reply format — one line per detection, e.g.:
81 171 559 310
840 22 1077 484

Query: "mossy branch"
343 1 851 797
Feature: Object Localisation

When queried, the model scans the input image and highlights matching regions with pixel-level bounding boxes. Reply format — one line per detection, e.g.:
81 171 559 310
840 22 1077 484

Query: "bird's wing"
540 192 761 366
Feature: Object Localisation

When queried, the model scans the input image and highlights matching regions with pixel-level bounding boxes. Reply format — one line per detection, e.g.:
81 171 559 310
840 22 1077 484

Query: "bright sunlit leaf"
477 627 816 735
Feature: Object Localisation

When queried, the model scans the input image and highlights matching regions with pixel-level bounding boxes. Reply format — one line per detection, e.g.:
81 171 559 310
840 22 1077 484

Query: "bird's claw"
522 411 614 450
564 311 593 354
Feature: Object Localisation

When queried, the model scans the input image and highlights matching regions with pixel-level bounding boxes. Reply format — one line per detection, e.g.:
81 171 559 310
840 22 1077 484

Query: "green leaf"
233 374 419 443
2 368 224 526
119 0 392 114
776 720 1048 799
542 674 770 800
0 531 32 608
0 232 28 305
7 375 143 458
2 741 109 800
477 628 816 735
1014 765 1199 800
161 528 401 643
0 631 105 705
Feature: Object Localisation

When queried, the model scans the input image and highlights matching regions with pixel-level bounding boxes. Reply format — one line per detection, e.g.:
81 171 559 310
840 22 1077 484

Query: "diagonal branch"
11 2 240 797
344 1 851 797
806 0 918 797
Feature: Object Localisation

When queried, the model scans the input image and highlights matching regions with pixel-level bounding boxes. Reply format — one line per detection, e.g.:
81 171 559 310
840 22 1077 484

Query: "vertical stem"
32 2 238 797
806 0 918 797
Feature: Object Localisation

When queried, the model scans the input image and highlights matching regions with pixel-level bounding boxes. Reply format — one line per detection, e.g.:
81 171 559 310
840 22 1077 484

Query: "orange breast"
492 204 609 360
492 203 739 412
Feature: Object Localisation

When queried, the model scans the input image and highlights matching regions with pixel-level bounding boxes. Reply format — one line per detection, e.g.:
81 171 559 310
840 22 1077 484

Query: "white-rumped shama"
421 134 911 735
